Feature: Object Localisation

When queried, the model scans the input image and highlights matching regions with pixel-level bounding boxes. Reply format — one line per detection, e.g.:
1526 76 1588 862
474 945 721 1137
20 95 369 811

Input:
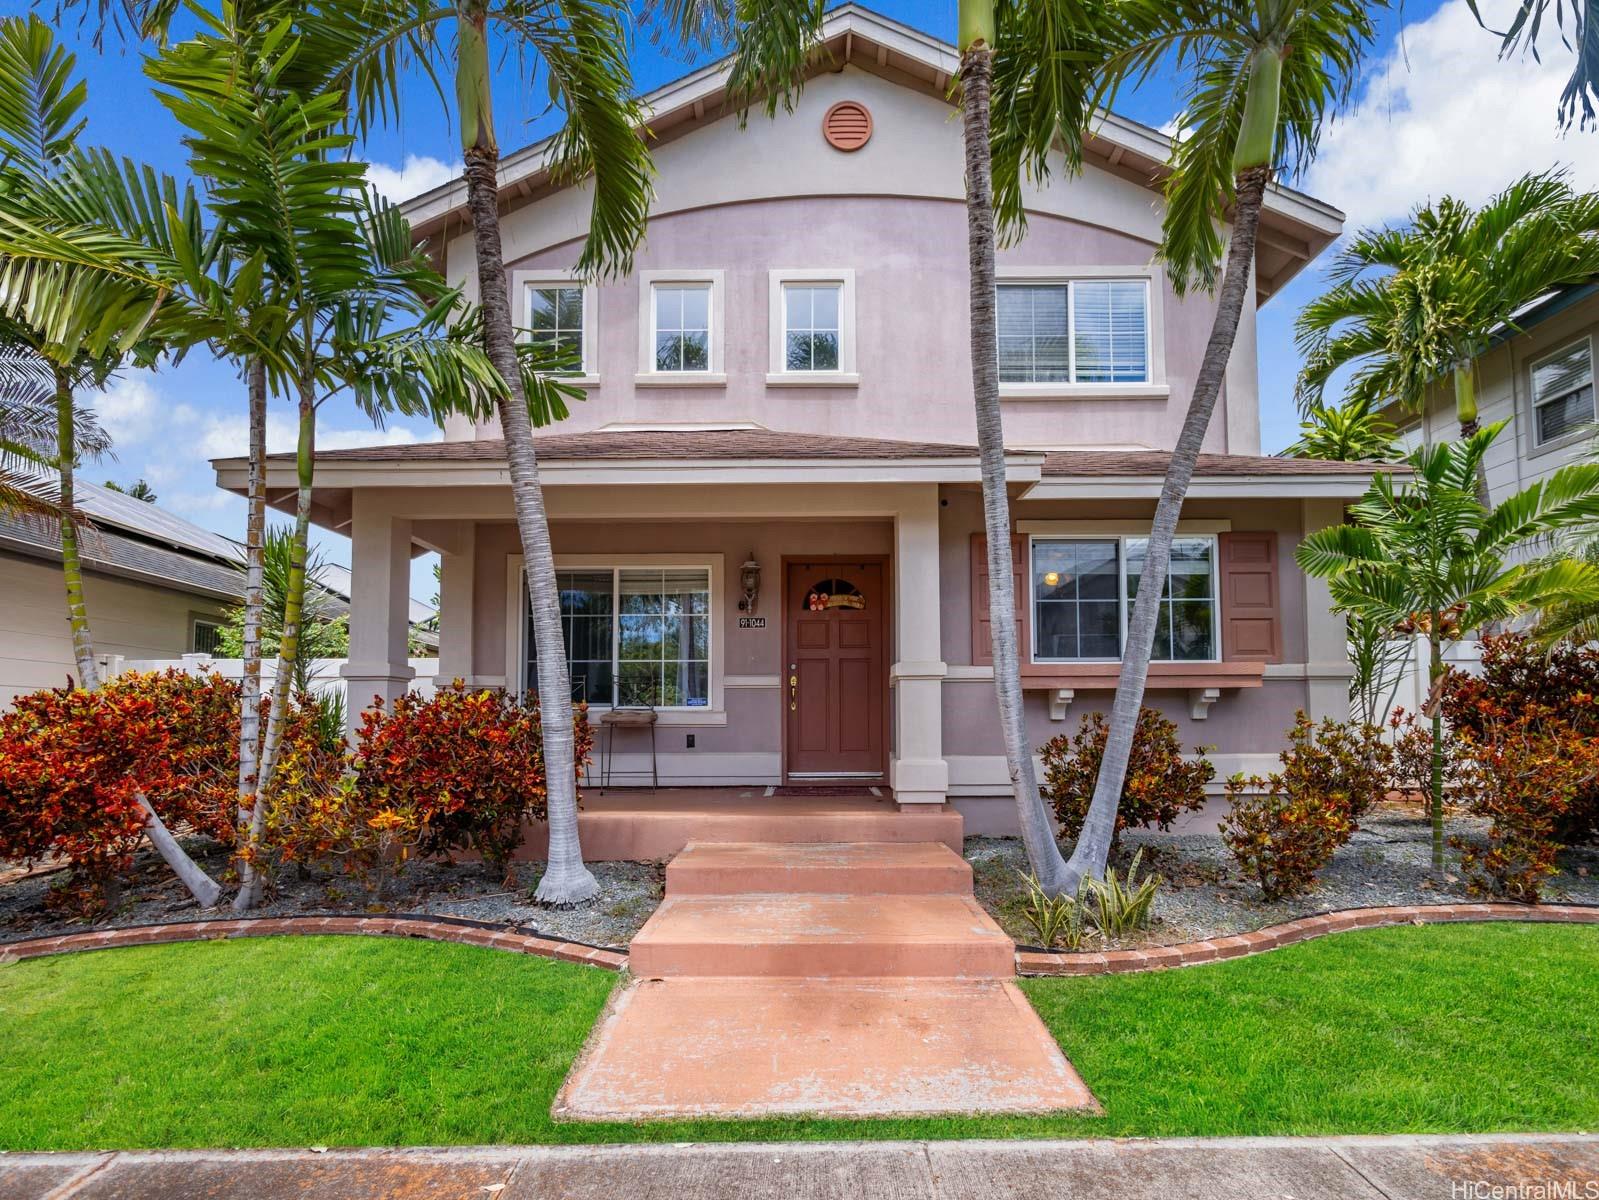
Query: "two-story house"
214 5 1382 836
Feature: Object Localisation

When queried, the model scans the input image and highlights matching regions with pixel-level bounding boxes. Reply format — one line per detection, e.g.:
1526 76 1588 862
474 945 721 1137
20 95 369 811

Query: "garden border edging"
0 913 628 970
1015 902 1599 976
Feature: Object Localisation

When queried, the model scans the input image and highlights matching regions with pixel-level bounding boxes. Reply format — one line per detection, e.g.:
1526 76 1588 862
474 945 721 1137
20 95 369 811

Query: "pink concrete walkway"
554 834 1096 1121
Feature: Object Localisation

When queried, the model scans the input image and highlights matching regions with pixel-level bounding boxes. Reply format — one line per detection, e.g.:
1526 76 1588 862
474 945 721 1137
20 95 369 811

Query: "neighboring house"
0 480 241 706
1388 282 1598 505
213 5 1380 831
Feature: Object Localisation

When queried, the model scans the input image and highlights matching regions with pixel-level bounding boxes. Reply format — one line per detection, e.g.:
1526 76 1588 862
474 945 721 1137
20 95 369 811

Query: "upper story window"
654 284 711 372
767 269 859 386
1531 338 1594 446
1031 535 1216 663
637 270 725 385
996 274 1159 395
513 270 597 382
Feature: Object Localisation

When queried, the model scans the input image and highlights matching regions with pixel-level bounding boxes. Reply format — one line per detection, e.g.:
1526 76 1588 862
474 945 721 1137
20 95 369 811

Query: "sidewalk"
7 1134 1597 1199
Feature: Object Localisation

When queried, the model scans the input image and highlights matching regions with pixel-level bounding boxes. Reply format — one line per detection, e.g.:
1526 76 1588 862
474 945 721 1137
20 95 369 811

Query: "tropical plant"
1285 397 1399 462
217 527 349 694
1467 0 1598 130
292 0 656 907
1085 847 1161 938
103 478 156 501
0 356 112 522
1017 870 1091 950
1296 170 1599 474
1220 772 1354 900
1055 0 1384 895
1296 422 1599 870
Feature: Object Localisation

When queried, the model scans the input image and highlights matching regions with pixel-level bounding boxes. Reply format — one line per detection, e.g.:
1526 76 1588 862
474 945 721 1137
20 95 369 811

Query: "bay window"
1031 536 1217 662
526 566 712 708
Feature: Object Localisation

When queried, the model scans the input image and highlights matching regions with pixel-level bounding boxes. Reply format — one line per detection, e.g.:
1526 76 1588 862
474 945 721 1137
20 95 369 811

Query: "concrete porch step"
666 841 973 896
629 894 1015 979
554 977 1096 1120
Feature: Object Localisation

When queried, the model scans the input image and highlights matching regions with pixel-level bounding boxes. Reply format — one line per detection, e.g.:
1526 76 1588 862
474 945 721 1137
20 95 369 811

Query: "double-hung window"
767 269 858 384
784 284 841 371
653 284 711 372
1531 338 1594 446
998 278 1151 385
516 272 595 380
1031 536 1217 662
526 567 712 708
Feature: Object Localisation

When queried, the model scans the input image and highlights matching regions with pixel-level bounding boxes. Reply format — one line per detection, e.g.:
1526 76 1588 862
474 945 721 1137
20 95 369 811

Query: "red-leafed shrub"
1449 715 1599 902
1042 708 1214 848
1221 774 1356 900
0 671 241 910
1276 712 1392 823
1440 634 1599 846
352 683 593 880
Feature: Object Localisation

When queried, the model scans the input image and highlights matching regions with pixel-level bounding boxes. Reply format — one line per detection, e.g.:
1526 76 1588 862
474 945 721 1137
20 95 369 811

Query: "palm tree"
1298 421 1599 870
1285 397 1399 462
1059 0 1384 893
1297 170 1599 472
0 355 113 525
1467 0 1598 130
295 0 655 906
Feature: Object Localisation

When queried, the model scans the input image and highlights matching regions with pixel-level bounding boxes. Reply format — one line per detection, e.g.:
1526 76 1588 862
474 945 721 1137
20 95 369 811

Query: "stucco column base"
339 663 415 727
891 755 949 807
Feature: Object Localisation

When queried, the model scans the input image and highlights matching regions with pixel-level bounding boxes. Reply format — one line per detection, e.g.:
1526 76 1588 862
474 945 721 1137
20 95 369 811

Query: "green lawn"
2 924 1596 1149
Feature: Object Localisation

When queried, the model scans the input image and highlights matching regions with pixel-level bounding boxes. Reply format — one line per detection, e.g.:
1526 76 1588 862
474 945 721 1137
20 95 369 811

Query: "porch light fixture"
738 553 761 613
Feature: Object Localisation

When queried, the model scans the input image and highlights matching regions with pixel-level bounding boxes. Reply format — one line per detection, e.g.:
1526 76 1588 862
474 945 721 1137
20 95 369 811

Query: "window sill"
634 372 728 388
765 371 861 388
1020 661 1265 690
1000 382 1169 401
559 373 601 388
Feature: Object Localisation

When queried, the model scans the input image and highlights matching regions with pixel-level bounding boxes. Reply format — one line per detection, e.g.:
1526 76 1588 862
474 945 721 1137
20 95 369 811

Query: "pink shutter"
1219 531 1282 663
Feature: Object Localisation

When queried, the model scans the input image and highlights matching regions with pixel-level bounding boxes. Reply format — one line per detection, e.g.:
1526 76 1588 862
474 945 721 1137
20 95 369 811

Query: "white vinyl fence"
1366 634 1484 727
103 653 440 706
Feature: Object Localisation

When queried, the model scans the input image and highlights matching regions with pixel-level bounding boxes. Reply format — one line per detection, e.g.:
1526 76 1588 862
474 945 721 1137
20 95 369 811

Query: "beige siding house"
214 5 1380 834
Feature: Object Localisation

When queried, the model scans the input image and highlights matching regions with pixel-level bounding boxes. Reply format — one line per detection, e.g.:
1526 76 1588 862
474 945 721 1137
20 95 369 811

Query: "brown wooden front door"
783 559 886 780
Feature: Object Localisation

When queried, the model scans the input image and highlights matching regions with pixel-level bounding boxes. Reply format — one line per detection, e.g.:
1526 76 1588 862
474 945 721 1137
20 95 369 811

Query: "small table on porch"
599 706 659 792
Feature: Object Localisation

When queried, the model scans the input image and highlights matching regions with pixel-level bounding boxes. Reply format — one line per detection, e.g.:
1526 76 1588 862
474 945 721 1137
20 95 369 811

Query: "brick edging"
1015 903 1599 977
0 914 628 971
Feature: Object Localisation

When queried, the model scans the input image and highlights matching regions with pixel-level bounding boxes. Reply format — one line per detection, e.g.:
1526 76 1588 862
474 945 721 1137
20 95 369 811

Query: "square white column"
341 490 416 733
1301 497 1353 722
891 484 949 806
436 524 477 687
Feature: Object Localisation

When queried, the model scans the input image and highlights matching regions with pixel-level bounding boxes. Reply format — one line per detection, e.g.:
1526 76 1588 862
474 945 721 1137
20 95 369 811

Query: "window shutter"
1219 531 1282 663
970 533 1029 667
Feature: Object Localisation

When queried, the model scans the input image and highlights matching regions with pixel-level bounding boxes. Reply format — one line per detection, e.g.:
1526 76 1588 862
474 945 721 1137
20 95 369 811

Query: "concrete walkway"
6 1135 1596 1199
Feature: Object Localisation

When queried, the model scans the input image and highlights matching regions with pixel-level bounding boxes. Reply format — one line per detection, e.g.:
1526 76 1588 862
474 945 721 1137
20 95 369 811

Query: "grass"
1 923 1596 1149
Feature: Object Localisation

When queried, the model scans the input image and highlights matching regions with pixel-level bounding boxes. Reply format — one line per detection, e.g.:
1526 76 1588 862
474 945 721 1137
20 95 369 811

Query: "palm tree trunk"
54 368 98 691
234 358 268 904
1062 164 1273 891
960 25 1070 893
457 9 595 906
1427 620 1446 872
235 379 314 912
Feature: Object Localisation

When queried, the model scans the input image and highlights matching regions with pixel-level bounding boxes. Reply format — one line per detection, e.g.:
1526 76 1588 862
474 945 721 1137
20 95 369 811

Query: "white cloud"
91 375 165 446
366 154 460 203
1304 0 1599 233
194 414 440 460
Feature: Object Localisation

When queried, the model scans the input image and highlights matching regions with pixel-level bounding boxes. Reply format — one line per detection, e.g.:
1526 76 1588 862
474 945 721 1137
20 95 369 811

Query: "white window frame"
1026 527 1222 665
511 269 599 386
996 266 1167 400
766 268 859 387
505 553 726 725
636 269 726 386
1528 334 1595 451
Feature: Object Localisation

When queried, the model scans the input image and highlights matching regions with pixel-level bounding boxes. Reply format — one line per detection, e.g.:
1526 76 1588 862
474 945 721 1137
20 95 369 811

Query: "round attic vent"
822 100 873 151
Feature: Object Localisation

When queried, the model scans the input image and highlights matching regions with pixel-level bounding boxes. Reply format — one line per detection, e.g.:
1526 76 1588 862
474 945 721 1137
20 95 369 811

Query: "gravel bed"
0 845 665 951
969 799 1599 949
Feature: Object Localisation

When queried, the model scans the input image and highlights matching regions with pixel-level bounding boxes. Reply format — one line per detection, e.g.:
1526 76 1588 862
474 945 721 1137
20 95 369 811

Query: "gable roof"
399 4 1343 300
0 509 244 600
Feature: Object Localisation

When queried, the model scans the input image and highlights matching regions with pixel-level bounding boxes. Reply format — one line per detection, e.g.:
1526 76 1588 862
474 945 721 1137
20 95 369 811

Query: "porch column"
436 524 477 687
891 484 949 807
1301 497 1352 722
341 490 415 735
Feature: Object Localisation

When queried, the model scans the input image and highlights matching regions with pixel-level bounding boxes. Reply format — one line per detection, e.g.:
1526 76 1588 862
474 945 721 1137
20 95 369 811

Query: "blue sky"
28 0 1599 598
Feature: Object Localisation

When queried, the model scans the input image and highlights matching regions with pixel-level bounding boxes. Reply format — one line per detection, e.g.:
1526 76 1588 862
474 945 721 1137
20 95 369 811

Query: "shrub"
1042 709 1214 847
1087 848 1162 938
0 671 242 911
352 682 593 881
1017 873 1091 950
1221 775 1355 900
1275 712 1391 823
1440 634 1599 846
1449 715 1599 902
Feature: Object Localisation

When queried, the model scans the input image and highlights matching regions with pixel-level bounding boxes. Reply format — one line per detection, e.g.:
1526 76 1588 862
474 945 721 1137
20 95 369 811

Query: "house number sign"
738 616 766 629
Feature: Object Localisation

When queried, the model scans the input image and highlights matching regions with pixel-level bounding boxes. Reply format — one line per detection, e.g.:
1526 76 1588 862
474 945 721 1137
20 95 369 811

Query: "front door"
783 559 886 780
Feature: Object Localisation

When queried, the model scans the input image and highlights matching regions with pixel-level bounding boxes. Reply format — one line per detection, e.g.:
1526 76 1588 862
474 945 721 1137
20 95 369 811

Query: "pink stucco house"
213 6 1376 836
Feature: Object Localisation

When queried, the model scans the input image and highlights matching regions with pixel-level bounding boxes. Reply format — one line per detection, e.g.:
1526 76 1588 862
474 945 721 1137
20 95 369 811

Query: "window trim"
996 266 1167 400
1027 532 1220 665
1528 334 1595 452
511 269 599 386
636 270 727 386
505 553 726 725
189 614 224 656
766 268 860 386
